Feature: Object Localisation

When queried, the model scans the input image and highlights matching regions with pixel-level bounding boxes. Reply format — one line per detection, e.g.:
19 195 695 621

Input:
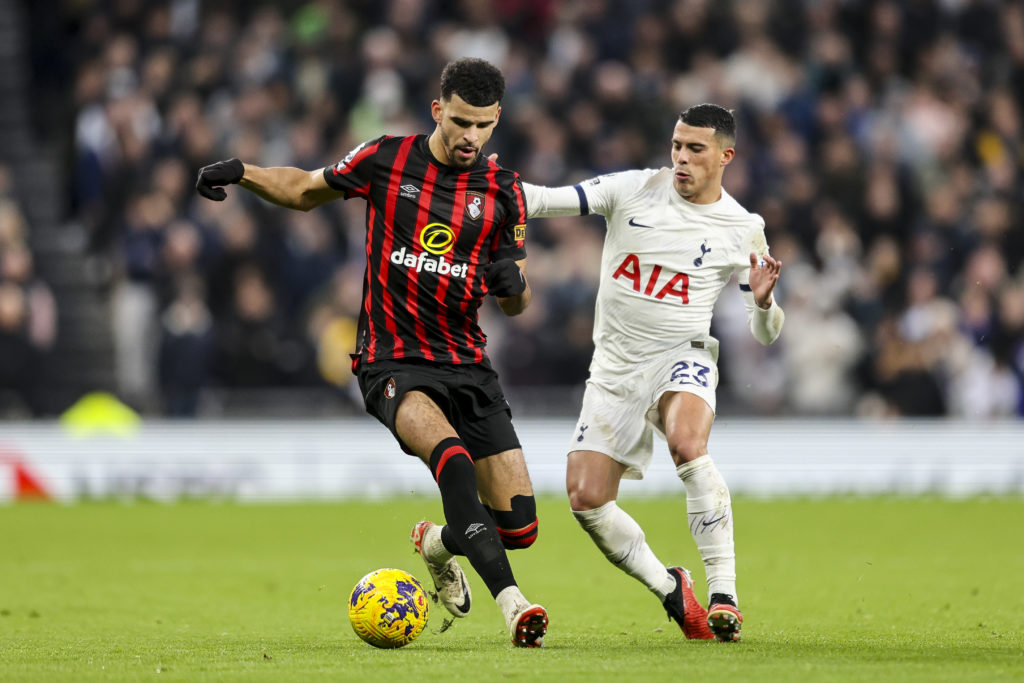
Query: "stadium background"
0 0 1021 423
1 4 1023 679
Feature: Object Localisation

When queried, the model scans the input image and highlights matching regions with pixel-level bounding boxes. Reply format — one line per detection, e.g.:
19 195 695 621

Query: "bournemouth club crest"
384 377 396 399
466 192 484 220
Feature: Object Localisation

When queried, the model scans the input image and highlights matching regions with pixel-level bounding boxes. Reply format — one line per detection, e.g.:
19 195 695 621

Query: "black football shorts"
357 357 521 459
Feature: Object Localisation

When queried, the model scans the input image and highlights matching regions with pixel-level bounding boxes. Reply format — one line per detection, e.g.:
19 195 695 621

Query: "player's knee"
566 477 611 512
568 488 602 512
668 435 707 466
428 437 474 485
492 495 538 549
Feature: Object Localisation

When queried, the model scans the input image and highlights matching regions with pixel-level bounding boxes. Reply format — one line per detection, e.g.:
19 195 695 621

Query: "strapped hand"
483 259 526 297
748 252 781 309
196 158 244 201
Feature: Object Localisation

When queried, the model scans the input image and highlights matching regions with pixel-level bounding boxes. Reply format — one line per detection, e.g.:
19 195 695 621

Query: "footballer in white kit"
523 104 784 643
529 167 778 476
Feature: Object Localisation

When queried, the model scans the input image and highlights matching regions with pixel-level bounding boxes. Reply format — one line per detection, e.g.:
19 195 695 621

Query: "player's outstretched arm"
746 252 785 345
523 183 585 219
484 154 583 219
196 159 342 211
484 258 531 316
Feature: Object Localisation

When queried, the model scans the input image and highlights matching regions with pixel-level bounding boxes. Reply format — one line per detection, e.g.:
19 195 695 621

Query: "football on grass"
348 568 430 648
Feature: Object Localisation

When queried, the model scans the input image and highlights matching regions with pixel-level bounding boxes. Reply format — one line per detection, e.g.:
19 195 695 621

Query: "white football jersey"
526 168 772 367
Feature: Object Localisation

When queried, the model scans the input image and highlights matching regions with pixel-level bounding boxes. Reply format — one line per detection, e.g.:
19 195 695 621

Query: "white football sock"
676 455 737 603
422 523 453 563
495 585 530 629
573 502 675 600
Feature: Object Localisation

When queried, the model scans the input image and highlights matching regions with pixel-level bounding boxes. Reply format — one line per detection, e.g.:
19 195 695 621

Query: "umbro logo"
400 184 421 199
628 217 655 229
465 522 486 539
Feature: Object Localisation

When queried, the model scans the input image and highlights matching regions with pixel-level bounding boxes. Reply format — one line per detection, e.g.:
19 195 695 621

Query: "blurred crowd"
25 0 1024 418
0 164 58 415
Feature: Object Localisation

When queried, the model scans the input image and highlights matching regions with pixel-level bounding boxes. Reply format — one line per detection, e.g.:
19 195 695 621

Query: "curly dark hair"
439 58 505 106
679 104 736 145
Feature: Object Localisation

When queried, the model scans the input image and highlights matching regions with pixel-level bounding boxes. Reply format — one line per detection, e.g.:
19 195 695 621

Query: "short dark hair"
439 58 505 106
679 104 736 146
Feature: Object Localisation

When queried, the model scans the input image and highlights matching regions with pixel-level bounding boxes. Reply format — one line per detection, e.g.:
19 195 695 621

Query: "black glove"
483 259 526 297
195 158 245 201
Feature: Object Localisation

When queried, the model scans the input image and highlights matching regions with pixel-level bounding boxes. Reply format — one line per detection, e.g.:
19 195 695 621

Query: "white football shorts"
567 345 719 480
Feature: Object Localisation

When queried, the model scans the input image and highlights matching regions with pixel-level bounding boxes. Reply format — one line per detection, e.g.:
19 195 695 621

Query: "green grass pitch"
1 497 1022 681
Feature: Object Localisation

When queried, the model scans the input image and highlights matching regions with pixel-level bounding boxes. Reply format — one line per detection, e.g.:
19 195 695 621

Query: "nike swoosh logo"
453 574 471 614
628 217 655 228
701 515 727 528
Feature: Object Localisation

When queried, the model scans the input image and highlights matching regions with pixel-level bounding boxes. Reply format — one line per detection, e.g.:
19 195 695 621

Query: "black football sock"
442 503 495 553
484 497 539 550
429 437 516 598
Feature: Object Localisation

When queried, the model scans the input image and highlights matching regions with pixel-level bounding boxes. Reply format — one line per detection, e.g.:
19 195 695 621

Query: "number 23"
670 361 711 388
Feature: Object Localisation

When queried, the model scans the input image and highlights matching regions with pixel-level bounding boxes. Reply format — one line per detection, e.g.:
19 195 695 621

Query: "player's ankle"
496 585 529 622
709 592 737 607
421 523 452 563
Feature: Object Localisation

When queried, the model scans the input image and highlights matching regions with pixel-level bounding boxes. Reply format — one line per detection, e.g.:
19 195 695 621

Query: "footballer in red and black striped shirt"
195 57 548 647
323 131 527 366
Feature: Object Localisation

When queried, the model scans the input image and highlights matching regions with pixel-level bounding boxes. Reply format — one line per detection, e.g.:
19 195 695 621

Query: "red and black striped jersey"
323 134 527 366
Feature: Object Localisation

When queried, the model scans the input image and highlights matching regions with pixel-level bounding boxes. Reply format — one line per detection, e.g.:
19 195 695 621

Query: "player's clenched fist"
483 259 526 297
195 158 244 201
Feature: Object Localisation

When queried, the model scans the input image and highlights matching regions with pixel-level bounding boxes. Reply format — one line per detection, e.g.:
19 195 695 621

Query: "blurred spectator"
0 200 28 249
214 264 312 388
0 283 40 415
278 209 344 319
303 266 364 406
0 242 58 354
110 190 173 410
780 263 864 415
159 274 214 417
868 315 947 418
0 166 58 416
